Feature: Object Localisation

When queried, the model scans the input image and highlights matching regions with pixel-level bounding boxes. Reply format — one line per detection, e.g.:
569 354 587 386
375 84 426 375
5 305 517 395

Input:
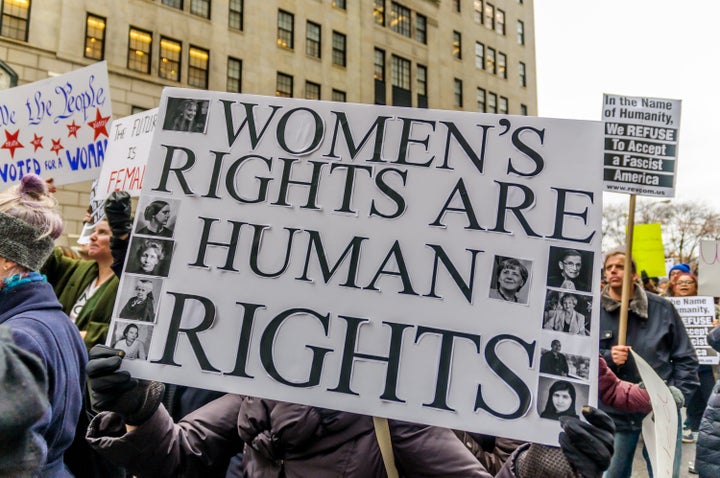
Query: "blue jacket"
0 279 88 477
696 325 720 478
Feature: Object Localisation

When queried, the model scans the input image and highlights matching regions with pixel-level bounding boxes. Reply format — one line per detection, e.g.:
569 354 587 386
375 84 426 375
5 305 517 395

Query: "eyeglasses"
676 280 696 286
562 261 581 269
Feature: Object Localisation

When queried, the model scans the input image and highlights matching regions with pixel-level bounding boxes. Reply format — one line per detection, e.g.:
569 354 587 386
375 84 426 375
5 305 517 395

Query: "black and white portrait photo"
537 376 589 422
110 321 154 361
488 255 533 305
539 337 591 381
546 246 594 292
126 237 174 277
542 290 592 336
117 275 161 323
135 197 179 238
162 97 210 133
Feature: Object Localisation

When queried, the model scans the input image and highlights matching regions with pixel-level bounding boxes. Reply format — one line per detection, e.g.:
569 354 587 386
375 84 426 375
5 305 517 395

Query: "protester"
672 272 716 444
663 262 691 297
599 248 699 478
694 324 720 477
137 200 173 237
0 325 49 476
0 174 87 476
84 344 614 478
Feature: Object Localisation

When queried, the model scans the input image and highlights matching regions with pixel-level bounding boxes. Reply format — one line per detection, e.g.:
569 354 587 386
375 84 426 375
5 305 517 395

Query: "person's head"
558 249 582 280
550 339 561 353
0 175 62 277
674 272 698 297
560 293 578 311
496 258 529 293
138 240 165 273
179 100 198 122
122 324 139 344
134 280 153 301
543 380 577 417
603 248 637 294
667 263 691 296
143 200 170 228
88 219 113 262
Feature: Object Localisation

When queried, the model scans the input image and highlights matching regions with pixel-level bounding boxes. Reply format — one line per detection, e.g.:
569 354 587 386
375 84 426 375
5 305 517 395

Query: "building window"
305 81 321 100
191 0 210 18
391 55 410 90
520 104 528 115
452 31 461 59
517 20 524 45
453 0 461 13
497 52 506 79
306 21 321 58
159 37 181 81
415 13 426 44
332 31 346 67
229 0 243 30
484 3 494 30
128 27 152 74
475 42 484 69
162 0 183 9
131 105 147 114
417 64 427 108
454 79 463 108
277 10 294 49
485 47 495 74
389 3 411 37
488 92 497 113
519 61 526 87
332 0 346 9
227 57 242 92
373 0 384 26
374 48 385 105
1 0 31 41
495 9 505 35
276 72 293 97
188 46 209 88
499 96 508 114
332 89 346 102
476 88 486 112
84 14 106 60
473 0 483 24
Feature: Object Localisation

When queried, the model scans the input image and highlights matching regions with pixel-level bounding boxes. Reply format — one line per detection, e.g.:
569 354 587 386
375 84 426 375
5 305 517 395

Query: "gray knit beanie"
0 211 54 271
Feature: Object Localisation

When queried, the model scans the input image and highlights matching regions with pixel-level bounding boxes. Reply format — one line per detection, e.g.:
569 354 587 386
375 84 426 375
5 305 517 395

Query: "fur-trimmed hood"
601 280 648 319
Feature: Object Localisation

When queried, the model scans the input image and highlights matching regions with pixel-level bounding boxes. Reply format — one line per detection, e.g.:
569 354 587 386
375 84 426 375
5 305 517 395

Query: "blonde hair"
0 175 63 240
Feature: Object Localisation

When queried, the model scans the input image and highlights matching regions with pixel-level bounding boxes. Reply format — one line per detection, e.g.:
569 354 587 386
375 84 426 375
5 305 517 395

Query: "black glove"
559 406 615 478
103 191 132 237
87 345 164 425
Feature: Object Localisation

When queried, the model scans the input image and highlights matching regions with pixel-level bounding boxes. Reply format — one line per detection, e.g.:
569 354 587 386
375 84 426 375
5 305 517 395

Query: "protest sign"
634 350 677 478
0 62 111 187
110 89 603 444
95 108 158 200
668 296 718 365
698 240 720 296
631 223 666 278
602 94 681 198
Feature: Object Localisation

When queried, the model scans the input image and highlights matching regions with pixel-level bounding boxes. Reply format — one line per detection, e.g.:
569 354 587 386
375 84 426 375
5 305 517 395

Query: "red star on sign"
2 129 23 158
30 133 44 152
87 108 110 141
50 138 64 156
66 120 81 138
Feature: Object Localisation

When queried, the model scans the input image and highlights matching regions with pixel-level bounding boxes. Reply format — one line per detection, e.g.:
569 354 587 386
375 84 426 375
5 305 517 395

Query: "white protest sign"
0 62 111 187
95 108 158 200
634 350 677 478
668 296 718 365
698 240 720 296
602 94 681 198
111 89 603 445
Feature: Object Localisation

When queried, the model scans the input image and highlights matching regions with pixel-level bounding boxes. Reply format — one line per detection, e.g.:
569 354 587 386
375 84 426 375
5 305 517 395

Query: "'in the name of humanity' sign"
602 94 681 198
110 88 603 445
668 296 718 365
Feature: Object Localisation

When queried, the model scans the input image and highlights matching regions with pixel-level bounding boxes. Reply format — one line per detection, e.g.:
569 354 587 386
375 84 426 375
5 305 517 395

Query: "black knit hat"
0 211 54 271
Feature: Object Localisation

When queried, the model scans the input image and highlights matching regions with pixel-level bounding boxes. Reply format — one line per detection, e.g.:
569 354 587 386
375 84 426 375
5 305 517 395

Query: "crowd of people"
0 173 719 478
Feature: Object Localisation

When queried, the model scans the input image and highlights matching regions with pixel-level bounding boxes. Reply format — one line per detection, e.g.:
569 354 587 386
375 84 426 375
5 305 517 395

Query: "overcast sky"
533 0 720 211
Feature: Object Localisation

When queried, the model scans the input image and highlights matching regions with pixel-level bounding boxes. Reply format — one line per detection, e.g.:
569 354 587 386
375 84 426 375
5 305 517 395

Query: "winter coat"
87 394 525 478
42 247 119 349
597 356 652 414
695 325 720 477
599 284 699 432
1 279 88 476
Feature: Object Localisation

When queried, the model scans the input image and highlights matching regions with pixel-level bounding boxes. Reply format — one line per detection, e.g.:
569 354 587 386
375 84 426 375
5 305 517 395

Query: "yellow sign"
632 223 666 277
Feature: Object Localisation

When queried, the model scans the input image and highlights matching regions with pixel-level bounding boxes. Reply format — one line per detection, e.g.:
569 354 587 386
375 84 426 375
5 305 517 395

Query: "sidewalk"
630 437 697 478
